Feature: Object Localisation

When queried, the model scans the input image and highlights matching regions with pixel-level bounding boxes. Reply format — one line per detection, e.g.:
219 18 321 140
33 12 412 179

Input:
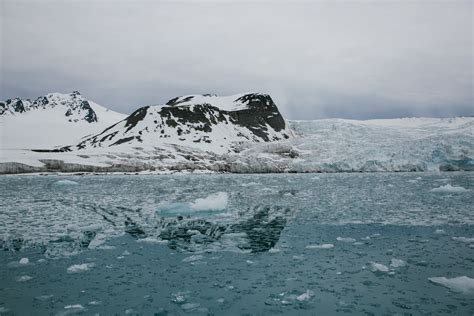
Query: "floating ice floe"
158 192 229 216
268 247 281 253
369 262 390 273
306 243 334 249
53 180 79 186
67 263 95 273
59 304 86 315
452 237 474 243
35 295 54 301
430 184 469 193
428 276 474 294
16 275 33 282
390 258 406 268
190 192 228 211
181 303 201 311
434 229 446 234
182 254 204 263
336 237 356 243
296 290 314 302
19 257 29 265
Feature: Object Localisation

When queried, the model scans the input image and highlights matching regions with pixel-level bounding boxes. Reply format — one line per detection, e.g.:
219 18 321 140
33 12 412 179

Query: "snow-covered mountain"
0 91 472 174
72 93 293 153
0 91 126 149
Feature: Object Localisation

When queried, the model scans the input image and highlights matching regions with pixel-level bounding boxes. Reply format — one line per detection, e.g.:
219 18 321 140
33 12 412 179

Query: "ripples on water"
0 172 473 314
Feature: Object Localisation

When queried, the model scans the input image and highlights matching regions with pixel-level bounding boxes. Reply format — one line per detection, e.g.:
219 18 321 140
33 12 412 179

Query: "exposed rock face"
74 93 293 152
0 91 98 123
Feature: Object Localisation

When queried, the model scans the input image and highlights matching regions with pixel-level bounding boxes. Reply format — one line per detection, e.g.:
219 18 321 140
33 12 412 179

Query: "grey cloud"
1 1 472 119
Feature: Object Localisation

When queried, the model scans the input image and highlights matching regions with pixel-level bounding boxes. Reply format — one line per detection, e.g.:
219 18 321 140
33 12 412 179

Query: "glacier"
2 116 471 174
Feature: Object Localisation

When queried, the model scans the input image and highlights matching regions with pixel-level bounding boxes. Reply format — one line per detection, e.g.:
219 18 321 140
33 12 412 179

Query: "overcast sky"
1 0 472 119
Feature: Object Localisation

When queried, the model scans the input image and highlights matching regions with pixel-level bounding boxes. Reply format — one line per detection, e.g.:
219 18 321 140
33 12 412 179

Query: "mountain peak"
74 92 292 153
1 91 98 123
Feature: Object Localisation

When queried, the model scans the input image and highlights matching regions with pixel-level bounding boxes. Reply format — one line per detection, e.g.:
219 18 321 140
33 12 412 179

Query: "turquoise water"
0 172 473 315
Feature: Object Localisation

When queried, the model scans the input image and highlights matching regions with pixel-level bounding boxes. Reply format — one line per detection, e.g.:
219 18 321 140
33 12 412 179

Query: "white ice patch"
190 192 228 211
19 257 29 265
59 304 86 315
336 237 356 243
16 275 33 282
452 237 474 243
53 180 79 186
296 290 314 301
67 263 95 273
369 262 389 273
430 184 469 193
306 243 334 249
428 276 474 294
182 254 204 263
390 258 406 268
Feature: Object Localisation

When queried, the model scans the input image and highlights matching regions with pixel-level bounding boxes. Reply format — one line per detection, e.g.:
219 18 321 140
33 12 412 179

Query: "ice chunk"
53 180 79 186
182 254 204 263
60 304 86 315
171 291 189 304
296 290 314 301
306 243 334 249
190 192 228 211
35 295 54 301
429 276 474 294
19 257 29 265
337 237 356 243
369 262 389 273
452 237 474 243
181 303 200 311
16 275 33 282
390 258 406 268
268 247 281 253
67 263 95 273
434 229 446 234
430 184 469 193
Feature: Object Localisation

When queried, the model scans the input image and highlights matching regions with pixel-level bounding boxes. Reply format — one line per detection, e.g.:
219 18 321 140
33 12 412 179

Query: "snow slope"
0 92 126 149
0 90 472 174
72 93 293 154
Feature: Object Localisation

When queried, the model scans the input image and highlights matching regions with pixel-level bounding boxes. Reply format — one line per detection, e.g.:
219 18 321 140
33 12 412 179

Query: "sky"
1 0 472 119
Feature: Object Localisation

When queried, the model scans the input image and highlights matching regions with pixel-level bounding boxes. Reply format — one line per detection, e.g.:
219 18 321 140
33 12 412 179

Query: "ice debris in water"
16 275 33 282
369 262 390 273
390 258 406 268
182 254 204 263
171 291 189 304
337 237 356 243
181 303 201 311
306 243 334 249
19 257 29 265
435 229 446 234
452 237 474 243
296 290 314 301
57 304 86 315
190 192 228 211
430 184 469 193
53 180 79 186
268 247 281 253
67 263 95 273
428 276 474 294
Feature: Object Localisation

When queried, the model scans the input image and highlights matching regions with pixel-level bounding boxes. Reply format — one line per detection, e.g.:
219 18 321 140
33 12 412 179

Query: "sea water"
0 172 473 315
